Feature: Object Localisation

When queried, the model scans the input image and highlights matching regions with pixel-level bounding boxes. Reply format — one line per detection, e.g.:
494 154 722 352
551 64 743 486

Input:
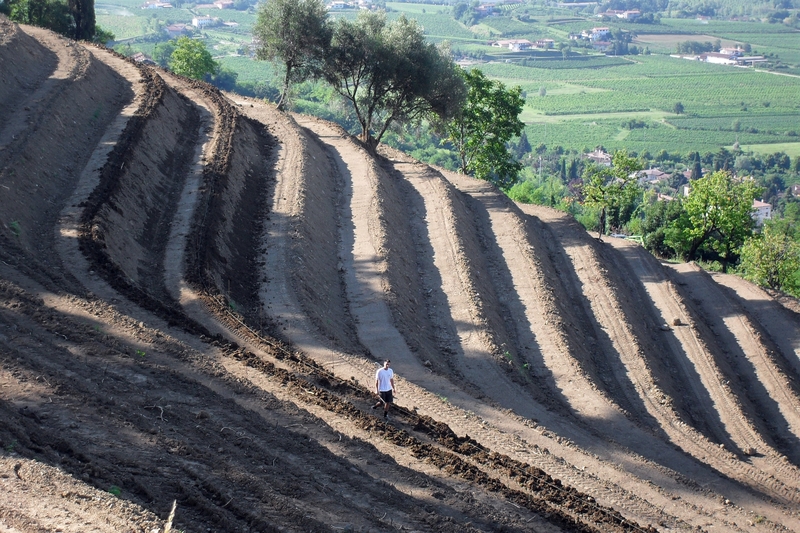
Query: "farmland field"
738 142 800 157
631 33 741 54
99 1 800 157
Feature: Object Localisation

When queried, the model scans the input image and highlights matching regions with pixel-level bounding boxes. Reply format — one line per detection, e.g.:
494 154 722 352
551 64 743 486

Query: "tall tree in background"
68 0 94 40
324 11 465 149
170 37 218 80
579 151 642 240
153 40 177 68
253 0 331 111
445 68 524 189
8 0 73 36
666 170 759 270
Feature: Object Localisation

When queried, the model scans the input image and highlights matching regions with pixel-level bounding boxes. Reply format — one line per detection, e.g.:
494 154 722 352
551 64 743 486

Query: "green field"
738 142 800 157
101 0 800 157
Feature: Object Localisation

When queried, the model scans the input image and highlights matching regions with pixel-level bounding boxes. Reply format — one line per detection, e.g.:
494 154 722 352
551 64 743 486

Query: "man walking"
373 359 395 419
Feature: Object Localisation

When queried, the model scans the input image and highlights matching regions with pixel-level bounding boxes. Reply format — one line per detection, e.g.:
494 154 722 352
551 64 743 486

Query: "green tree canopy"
8 0 73 36
153 41 177 69
444 68 524 189
579 151 642 240
7 0 95 39
324 11 465 149
169 37 218 80
665 170 760 270
738 222 800 295
253 0 331 111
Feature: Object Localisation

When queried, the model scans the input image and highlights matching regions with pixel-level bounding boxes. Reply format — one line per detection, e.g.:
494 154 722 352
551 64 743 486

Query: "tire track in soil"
284 120 782 531
525 205 800 529
610 239 800 504
447 186 778 531
669 263 800 470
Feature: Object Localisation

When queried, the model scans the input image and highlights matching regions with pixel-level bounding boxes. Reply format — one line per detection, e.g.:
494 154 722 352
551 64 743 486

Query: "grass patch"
735 142 800 157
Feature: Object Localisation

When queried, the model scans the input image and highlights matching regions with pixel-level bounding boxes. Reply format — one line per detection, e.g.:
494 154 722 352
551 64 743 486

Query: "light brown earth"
1 18 800 533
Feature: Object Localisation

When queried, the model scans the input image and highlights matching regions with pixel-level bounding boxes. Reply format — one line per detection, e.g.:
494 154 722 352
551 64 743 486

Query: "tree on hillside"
514 130 532 159
8 0 73 36
641 194 684 257
665 170 760 270
153 41 177 68
444 68 524 189
169 37 218 80
579 151 642 241
252 0 331 111
68 0 94 40
324 11 465 150
738 222 800 295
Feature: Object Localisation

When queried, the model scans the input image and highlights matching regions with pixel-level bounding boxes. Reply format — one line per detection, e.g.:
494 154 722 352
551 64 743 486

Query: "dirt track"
2 19 800 532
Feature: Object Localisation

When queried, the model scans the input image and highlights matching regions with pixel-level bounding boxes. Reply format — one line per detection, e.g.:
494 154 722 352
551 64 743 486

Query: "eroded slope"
2 18 800 533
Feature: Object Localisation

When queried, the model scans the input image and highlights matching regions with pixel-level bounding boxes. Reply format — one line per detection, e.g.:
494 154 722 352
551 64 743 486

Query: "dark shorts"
379 390 393 404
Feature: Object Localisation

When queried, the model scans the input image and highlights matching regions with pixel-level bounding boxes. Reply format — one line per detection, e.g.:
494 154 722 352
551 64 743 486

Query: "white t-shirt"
376 367 394 392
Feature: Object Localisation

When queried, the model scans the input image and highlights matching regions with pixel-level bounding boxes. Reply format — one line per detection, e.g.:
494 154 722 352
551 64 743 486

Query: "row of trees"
253 0 525 187
4 0 99 41
576 152 799 293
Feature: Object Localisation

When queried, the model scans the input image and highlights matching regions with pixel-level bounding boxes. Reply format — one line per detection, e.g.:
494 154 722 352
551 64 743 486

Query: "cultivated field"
101 2 800 156
3 17 800 533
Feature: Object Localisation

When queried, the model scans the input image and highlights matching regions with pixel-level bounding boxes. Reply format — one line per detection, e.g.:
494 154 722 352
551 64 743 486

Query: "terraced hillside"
2 18 800 532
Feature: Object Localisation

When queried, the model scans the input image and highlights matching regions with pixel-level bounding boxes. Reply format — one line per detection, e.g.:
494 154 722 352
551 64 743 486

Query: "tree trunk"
597 206 606 241
70 0 96 41
277 65 291 111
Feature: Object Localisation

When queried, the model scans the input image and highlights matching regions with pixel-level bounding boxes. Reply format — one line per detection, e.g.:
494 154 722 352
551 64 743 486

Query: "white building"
752 199 772 226
192 16 215 27
702 52 737 65
493 39 533 51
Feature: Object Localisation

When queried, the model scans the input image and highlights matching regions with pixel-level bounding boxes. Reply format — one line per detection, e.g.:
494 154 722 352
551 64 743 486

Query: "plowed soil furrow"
0 29 131 265
333 149 758 529
0 21 58 137
0 26 83 164
446 196 792 528
292 117 421 369
710 272 800 380
258 112 363 355
525 206 800 517
445 174 643 420
608 239 800 494
669 263 800 467
289 120 654 530
610 240 760 448
375 147 522 403
279 119 798 530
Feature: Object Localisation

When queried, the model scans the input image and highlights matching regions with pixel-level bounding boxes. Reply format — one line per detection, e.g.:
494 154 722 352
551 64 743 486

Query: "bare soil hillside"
1 19 800 532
